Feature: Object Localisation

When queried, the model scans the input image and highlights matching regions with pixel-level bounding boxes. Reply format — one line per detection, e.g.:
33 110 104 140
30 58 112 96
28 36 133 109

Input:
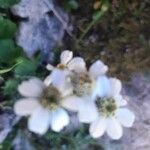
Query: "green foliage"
3 78 19 97
0 0 20 8
0 17 17 39
0 61 22 74
92 11 103 21
45 128 103 150
63 0 79 12
92 0 109 21
0 39 22 63
15 58 38 76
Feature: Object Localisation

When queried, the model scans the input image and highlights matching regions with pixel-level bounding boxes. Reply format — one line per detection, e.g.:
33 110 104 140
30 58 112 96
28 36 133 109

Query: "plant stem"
76 12 104 45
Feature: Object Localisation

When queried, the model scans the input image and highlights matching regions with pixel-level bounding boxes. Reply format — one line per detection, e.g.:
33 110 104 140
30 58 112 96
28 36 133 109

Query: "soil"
60 0 150 80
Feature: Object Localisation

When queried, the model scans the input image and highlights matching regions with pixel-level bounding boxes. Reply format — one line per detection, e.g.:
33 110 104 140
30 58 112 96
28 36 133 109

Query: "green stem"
0 60 23 74
76 12 104 45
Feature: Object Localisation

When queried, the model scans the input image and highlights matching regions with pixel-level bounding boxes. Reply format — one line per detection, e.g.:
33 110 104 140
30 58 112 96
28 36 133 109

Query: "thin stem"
76 12 104 45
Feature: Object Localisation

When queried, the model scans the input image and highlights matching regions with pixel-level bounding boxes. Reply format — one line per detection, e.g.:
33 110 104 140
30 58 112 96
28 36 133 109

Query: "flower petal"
116 108 135 127
60 50 73 65
51 69 73 96
61 96 82 112
106 118 123 140
28 107 50 135
114 95 127 107
44 74 52 87
18 78 45 98
78 98 99 123
96 76 110 98
108 78 122 97
68 57 87 73
14 98 40 116
51 108 69 132
89 60 108 78
89 118 106 138
46 64 54 71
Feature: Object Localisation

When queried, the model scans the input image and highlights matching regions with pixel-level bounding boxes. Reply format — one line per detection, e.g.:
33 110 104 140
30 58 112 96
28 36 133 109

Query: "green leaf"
92 11 103 21
0 60 23 74
0 0 20 8
64 0 78 12
3 78 19 96
15 58 38 76
0 18 17 39
0 39 22 63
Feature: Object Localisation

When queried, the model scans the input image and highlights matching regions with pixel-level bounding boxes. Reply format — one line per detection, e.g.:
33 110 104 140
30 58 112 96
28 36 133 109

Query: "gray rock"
13 130 35 150
100 73 150 150
0 110 20 144
11 0 68 61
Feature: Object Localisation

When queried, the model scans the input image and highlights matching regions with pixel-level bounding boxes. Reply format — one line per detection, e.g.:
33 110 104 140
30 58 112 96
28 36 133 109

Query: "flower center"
71 73 93 97
57 63 66 70
96 98 117 117
40 86 61 110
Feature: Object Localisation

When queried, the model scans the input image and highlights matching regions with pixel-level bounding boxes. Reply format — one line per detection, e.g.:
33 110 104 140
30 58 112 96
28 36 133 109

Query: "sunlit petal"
18 78 45 98
78 98 99 123
51 69 72 96
60 50 73 65
61 96 82 111
116 108 135 127
96 76 110 97
51 108 70 132
89 118 106 138
14 98 40 116
108 78 122 97
68 57 87 73
106 118 123 140
89 60 108 78
28 107 50 135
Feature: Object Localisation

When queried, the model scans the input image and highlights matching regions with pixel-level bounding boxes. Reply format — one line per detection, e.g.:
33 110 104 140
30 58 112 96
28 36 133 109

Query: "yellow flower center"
40 86 61 110
71 73 94 97
96 98 117 117
57 63 66 70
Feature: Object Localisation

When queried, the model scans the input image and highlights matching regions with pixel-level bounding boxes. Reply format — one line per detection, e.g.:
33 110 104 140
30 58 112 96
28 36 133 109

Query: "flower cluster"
14 50 135 140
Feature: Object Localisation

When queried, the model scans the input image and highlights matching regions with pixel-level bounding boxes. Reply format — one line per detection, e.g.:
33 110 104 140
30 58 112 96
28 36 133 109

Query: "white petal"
60 50 73 65
108 78 122 97
68 57 87 73
96 76 110 97
61 96 82 112
114 95 127 107
46 64 54 71
28 107 50 135
78 98 99 123
89 118 106 138
91 85 100 101
106 118 123 140
44 75 52 87
14 98 40 116
51 69 73 96
116 108 135 127
89 60 108 78
51 108 70 132
18 78 45 98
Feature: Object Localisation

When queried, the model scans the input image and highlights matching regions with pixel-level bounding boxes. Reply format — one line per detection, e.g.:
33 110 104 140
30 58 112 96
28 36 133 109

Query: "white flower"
46 50 86 73
14 77 72 135
45 50 108 98
45 50 87 95
89 77 135 140
61 60 108 123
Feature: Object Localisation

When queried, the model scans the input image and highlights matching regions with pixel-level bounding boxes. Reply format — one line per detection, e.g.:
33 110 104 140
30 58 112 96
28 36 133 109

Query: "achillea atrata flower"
14 77 72 135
